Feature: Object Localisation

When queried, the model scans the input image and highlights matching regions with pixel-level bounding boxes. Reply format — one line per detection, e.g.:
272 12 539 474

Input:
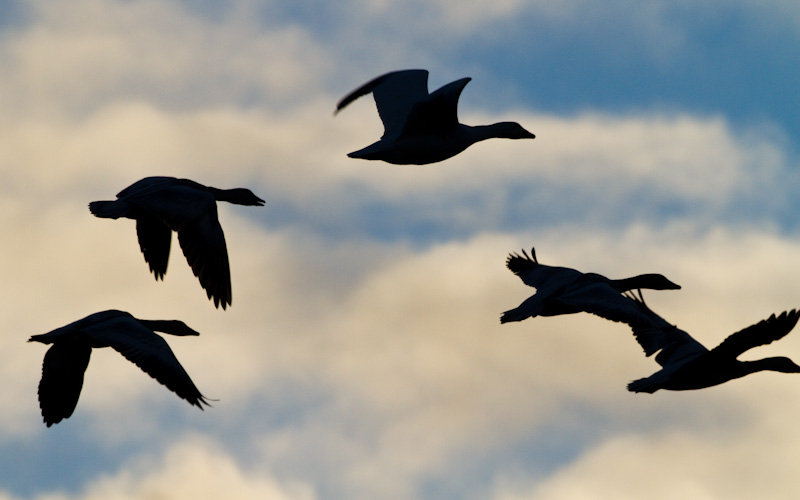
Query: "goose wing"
547 283 660 325
135 215 172 280
103 320 210 408
500 250 586 322
37 341 91 427
625 293 708 363
336 69 430 138
125 184 232 309
175 205 232 309
710 309 800 359
399 77 471 138
116 176 176 198
505 250 582 289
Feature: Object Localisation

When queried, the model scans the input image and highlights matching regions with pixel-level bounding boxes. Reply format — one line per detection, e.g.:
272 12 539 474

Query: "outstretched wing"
624 293 708 363
711 309 800 359
336 69 430 138
38 342 91 427
106 322 211 409
546 283 661 325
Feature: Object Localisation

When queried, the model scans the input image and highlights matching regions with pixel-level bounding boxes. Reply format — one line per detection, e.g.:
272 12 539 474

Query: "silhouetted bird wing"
135 215 172 280
505 251 582 289
547 283 660 325
103 321 210 408
500 251 587 322
399 77 471 139
37 341 91 427
336 69 430 139
624 293 708 362
709 309 800 359
175 205 232 309
126 185 232 309
115 176 176 197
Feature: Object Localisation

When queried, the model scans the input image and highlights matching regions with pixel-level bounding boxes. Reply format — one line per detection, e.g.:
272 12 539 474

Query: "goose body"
29 310 211 426
500 248 681 325
335 69 535 165
89 176 264 309
625 295 800 393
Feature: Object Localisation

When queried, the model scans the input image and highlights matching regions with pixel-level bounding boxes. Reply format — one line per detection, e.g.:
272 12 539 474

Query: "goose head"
219 188 266 206
139 319 200 336
611 273 681 293
636 273 681 290
757 356 800 374
490 122 536 139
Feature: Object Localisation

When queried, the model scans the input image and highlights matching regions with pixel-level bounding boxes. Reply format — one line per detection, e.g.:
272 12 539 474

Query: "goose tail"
627 377 659 393
88 200 129 219
500 305 538 324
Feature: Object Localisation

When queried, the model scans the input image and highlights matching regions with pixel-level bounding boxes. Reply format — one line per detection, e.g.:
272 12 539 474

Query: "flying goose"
89 176 264 309
29 310 211 426
500 247 681 324
335 69 535 165
625 293 800 393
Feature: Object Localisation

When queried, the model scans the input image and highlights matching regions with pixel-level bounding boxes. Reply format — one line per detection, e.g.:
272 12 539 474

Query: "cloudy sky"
1 0 799 499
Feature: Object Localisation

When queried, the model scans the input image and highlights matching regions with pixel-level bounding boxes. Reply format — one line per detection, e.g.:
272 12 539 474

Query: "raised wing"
399 77 471 138
501 249 586 323
711 309 800 359
505 250 582 289
37 342 92 427
336 69 430 138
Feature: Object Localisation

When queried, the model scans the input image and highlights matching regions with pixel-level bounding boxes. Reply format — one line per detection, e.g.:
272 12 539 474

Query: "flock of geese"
501 248 800 393
29 69 799 427
32 177 262 426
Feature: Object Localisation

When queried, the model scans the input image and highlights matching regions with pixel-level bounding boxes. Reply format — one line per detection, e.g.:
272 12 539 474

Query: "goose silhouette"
625 293 800 393
335 69 535 165
500 248 681 324
29 310 211 427
89 176 264 309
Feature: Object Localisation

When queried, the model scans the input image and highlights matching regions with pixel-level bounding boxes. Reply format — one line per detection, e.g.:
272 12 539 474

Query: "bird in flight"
336 69 535 165
624 292 800 393
501 247 681 325
89 176 264 309
29 310 211 427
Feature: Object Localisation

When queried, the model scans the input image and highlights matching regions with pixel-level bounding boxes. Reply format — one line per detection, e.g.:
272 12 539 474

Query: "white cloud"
1 0 799 499
495 405 800 500
0 0 329 119
62 437 315 500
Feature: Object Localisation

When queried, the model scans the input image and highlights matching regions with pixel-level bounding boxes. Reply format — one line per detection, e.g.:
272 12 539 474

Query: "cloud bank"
1 1 799 499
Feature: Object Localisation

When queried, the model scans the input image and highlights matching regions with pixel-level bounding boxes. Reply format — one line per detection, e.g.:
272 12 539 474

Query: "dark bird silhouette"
29 310 211 427
500 247 681 324
335 69 535 165
89 176 264 309
625 293 800 393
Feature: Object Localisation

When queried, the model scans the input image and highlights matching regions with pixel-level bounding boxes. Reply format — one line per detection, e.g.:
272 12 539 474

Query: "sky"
1 0 799 499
